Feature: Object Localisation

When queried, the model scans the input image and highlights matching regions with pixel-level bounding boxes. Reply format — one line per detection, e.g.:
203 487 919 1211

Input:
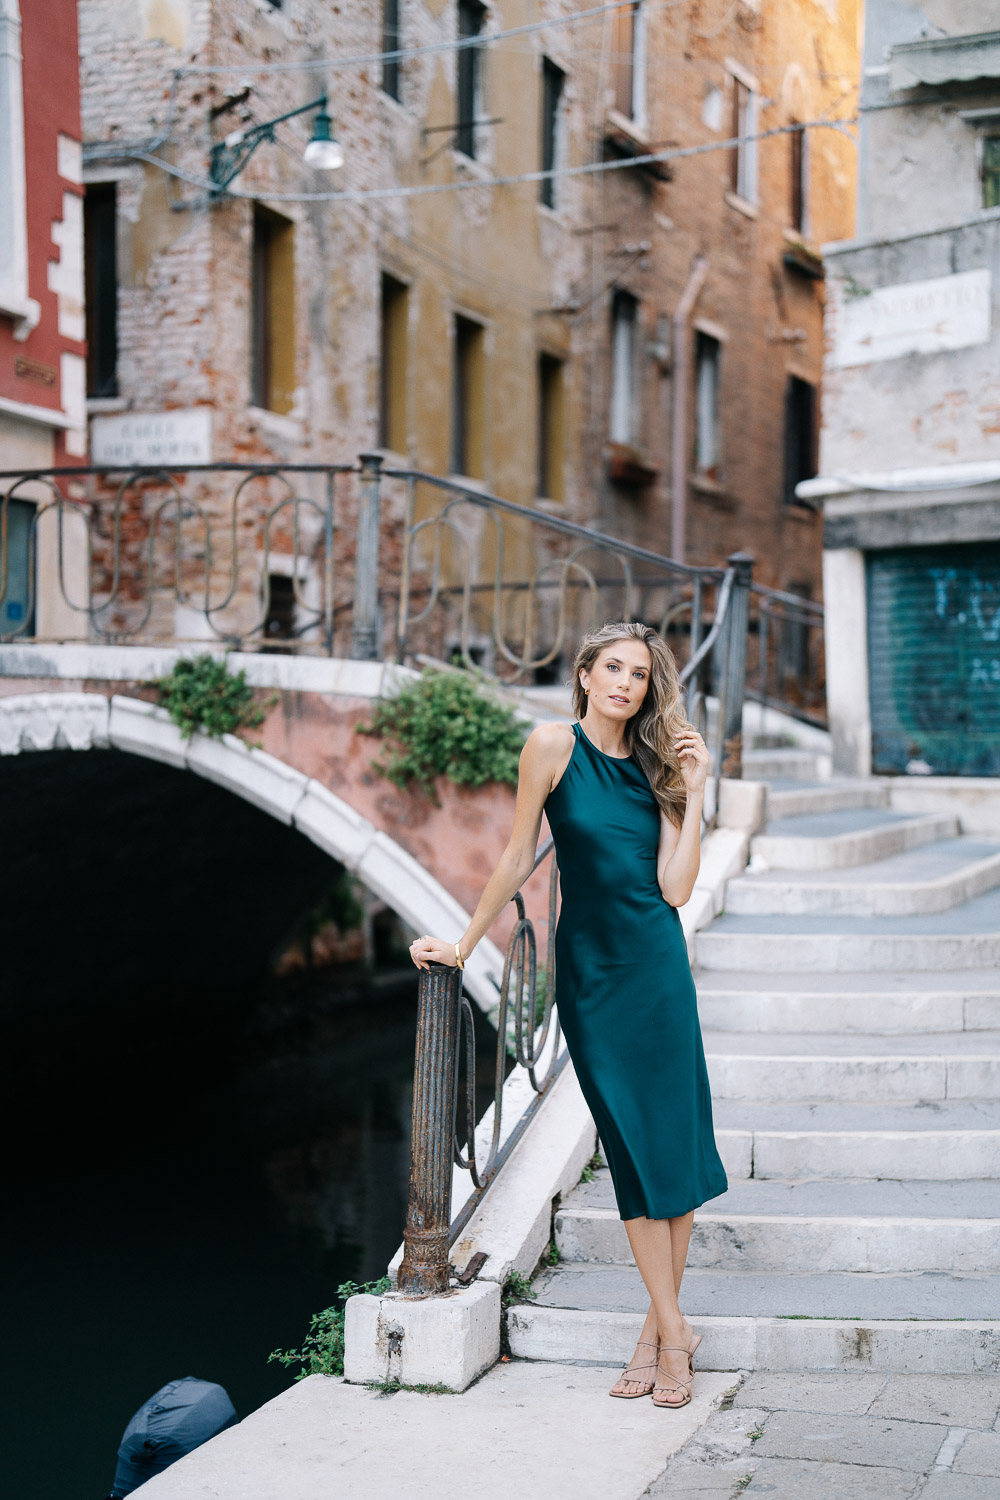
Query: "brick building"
0 0 87 635
73 0 858 653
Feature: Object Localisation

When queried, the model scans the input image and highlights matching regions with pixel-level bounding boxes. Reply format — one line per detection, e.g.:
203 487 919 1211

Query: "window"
609 290 638 446
84 183 118 399
730 75 758 203
695 332 721 479
379 273 408 452
264 573 296 644
452 314 485 477
382 0 401 101
789 123 807 232
538 353 565 501
540 58 565 209
984 136 1000 210
610 1 645 125
782 376 817 507
456 0 486 160
0 498 35 637
251 206 295 415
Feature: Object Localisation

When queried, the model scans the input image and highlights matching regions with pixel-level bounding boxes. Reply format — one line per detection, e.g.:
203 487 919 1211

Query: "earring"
583 686 590 695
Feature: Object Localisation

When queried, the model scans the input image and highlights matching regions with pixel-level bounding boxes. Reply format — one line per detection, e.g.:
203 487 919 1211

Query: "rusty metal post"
719 551 753 779
398 961 463 1296
351 452 383 660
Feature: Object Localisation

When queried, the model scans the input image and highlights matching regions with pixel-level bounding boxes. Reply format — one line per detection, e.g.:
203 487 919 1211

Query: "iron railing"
750 582 827 731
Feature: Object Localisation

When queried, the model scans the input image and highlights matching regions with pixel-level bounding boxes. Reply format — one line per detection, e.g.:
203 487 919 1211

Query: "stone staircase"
507 770 1000 1375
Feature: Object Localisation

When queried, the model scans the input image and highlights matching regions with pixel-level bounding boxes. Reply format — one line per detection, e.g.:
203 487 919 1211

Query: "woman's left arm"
656 727 709 907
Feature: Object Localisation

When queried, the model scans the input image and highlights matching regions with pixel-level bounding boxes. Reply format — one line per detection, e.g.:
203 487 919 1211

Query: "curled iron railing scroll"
448 836 563 1244
0 464 353 650
388 468 724 681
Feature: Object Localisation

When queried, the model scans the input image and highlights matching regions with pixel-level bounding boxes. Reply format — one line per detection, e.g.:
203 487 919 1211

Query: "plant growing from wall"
268 1275 392 1381
154 652 273 742
356 664 527 804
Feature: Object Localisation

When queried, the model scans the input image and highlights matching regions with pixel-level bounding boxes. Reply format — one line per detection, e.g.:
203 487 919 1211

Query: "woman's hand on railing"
408 934 466 971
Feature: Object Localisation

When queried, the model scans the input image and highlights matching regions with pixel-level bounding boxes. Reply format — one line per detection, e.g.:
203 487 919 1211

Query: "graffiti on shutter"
867 543 1000 777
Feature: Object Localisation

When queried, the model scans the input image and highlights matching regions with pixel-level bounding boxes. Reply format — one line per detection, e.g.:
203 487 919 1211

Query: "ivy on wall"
154 653 273 741
357 665 527 803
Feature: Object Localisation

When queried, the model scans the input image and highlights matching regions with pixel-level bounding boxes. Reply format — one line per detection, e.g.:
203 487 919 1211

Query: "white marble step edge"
697 986 1000 1035
751 813 959 872
716 1127 1000 1181
506 1304 1000 1375
554 1206 1000 1274
696 930 1000 974
724 848 1000 918
765 781 889 820
705 1051 1000 1103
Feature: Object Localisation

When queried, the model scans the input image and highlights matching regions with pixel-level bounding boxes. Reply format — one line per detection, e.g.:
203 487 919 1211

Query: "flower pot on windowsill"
605 442 659 487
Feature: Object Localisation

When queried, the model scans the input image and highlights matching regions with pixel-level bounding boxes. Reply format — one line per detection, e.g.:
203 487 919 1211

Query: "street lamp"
303 105 344 170
209 93 343 193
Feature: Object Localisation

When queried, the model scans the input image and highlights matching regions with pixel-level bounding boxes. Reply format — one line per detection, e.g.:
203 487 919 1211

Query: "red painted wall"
0 0 83 456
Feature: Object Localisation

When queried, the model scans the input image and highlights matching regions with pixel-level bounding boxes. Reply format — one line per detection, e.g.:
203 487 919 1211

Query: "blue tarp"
111 1377 237 1496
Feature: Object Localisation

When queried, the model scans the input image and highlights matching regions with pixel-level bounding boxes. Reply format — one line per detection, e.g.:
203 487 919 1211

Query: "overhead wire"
125 112 857 205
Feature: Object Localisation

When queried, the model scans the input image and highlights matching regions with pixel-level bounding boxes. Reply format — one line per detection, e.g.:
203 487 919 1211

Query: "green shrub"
357 664 527 804
154 652 271 741
268 1276 392 1381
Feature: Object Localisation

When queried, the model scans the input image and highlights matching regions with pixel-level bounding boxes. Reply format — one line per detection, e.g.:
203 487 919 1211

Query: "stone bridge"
0 643 558 1017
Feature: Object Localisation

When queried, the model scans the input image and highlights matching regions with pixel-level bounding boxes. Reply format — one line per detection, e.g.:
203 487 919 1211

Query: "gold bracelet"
454 942 465 970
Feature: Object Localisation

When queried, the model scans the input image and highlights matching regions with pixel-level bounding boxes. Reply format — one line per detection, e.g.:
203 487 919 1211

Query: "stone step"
711 1098 1000 1179
506 1304 1000 1375
725 837 1000 917
702 1031 1000 1102
697 884 1000 972
697 970 1000 1036
527 1260 1000 1323
704 1027 1000 1055
699 930 1000 972
555 1204 1000 1273
765 780 889 820
742 748 828 782
570 1171 1000 1222
751 811 957 871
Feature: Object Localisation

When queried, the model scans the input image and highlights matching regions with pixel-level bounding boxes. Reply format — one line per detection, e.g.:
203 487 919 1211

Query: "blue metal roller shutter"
867 543 1000 777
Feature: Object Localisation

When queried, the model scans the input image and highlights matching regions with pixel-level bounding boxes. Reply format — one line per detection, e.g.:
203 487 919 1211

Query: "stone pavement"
130 1361 735 1499
646 1369 1000 1499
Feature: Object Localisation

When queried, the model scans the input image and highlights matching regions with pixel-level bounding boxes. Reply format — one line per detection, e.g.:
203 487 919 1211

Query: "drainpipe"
670 255 709 564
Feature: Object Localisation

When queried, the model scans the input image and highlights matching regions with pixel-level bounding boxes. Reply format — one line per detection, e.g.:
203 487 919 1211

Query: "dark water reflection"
1 965 499 1499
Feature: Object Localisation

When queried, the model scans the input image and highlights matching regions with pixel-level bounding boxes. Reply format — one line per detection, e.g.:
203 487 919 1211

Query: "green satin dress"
544 719 728 1221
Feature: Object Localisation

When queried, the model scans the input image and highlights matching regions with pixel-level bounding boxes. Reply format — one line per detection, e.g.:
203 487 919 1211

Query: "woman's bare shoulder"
523 719 576 760
519 721 576 792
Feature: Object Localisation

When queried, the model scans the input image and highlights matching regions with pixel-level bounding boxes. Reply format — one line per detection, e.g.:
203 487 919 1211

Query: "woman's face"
581 640 652 719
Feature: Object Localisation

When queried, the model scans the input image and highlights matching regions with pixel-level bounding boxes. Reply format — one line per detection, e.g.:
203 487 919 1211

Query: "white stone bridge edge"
0 688 507 1011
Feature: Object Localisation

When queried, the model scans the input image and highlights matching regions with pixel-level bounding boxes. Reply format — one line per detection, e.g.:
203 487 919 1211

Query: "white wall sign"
831 267 992 368
90 408 213 466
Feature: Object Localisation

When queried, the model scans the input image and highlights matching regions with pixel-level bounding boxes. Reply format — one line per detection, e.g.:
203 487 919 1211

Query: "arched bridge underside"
0 692 506 1018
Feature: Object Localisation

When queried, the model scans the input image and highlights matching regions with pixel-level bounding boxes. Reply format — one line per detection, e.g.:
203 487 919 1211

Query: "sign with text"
90 408 213 466
831 267 992 368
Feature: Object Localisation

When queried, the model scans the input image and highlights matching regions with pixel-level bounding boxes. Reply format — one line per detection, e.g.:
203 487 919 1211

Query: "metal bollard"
397 961 463 1296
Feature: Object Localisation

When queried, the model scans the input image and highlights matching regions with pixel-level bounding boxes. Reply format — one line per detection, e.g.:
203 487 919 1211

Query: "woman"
409 621 728 1409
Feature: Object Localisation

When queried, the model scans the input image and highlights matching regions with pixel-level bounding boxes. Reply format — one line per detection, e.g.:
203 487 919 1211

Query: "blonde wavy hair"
569 621 693 827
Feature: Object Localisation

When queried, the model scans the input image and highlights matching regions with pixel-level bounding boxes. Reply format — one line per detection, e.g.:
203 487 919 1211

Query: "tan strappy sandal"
651 1345 694 1409
608 1337 660 1398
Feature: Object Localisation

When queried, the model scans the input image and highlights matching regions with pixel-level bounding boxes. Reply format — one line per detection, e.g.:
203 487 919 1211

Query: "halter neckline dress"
543 718 728 1220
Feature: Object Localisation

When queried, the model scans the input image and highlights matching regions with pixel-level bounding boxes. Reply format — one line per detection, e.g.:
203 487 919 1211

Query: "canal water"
1 961 500 1499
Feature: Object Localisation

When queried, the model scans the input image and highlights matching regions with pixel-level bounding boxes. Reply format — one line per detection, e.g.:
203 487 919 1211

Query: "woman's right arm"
408 721 569 971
